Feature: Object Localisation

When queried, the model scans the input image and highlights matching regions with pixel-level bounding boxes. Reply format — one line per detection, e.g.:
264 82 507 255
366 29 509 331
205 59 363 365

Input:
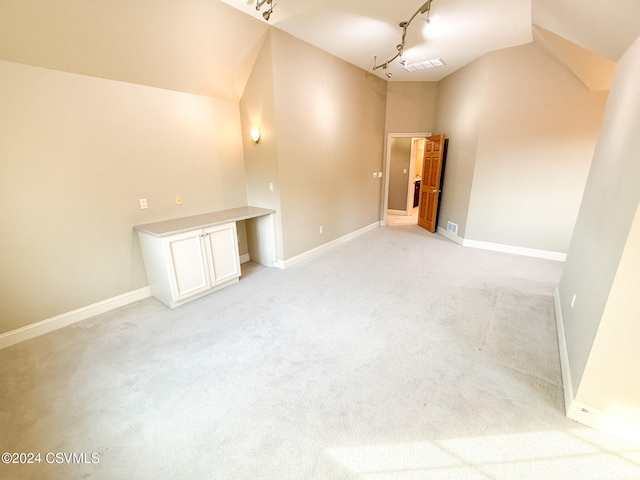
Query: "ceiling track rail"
373 0 434 76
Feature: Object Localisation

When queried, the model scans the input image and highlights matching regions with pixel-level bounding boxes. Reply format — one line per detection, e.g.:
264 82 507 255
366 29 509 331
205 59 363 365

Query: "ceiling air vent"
402 58 445 72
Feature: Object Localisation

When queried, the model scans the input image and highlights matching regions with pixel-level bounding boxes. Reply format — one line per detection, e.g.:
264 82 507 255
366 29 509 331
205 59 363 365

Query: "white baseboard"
554 287 574 415
555 288 640 446
0 286 152 350
567 400 640 447
275 222 381 269
463 239 567 262
436 226 464 245
436 228 564 262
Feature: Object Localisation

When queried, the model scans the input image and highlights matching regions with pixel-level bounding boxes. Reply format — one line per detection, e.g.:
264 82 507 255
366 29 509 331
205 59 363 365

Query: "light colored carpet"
1 225 639 479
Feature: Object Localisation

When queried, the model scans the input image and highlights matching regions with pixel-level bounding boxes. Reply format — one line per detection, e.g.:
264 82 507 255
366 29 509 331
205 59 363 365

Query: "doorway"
382 133 431 226
417 134 446 232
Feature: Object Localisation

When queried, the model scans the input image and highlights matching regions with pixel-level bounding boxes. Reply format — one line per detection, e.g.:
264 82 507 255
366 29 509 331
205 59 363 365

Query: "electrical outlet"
139 198 148 209
268 182 274 192
175 195 183 205
319 225 324 234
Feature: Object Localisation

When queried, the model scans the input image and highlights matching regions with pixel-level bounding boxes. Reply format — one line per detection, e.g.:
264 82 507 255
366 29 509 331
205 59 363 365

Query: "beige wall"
0 0 268 100
385 82 438 134
558 35 640 413
383 82 438 223
576 204 640 424
239 32 284 261
434 57 490 238
0 60 247 334
435 42 607 250
265 29 387 260
467 42 607 252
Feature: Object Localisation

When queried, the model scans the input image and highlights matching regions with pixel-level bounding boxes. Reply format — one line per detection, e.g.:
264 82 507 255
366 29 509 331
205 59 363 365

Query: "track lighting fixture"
255 0 276 21
255 0 271 11
373 0 434 74
263 5 275 21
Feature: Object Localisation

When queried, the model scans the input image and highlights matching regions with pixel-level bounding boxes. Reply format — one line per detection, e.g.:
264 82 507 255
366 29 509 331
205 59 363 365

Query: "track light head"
256 0 275 21
419 0 432 14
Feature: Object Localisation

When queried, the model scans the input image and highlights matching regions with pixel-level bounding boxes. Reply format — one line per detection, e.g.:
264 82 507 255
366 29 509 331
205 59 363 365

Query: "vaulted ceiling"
0 0 639 100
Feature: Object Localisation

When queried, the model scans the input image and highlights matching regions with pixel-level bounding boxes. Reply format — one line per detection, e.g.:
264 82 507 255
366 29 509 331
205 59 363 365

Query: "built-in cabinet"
135 206 276 308
165 223 240 302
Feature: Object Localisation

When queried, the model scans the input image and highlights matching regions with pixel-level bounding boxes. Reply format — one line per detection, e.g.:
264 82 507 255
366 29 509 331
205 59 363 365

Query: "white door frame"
381 132 432 226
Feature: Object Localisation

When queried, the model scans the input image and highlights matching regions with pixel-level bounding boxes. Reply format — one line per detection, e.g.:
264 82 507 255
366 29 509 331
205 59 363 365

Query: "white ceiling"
0 1 639 99
220 0 640 82
220 0 532 82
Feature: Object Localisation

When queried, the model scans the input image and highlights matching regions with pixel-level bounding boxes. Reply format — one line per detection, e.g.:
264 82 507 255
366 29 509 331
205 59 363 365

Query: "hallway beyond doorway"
387 207 418 226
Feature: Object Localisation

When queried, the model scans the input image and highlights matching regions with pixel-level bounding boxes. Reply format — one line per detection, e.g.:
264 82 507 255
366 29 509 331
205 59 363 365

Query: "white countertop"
134 206 276 237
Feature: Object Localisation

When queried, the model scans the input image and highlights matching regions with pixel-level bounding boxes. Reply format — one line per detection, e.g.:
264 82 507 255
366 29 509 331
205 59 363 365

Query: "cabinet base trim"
0 287 152 350
164 277 239 308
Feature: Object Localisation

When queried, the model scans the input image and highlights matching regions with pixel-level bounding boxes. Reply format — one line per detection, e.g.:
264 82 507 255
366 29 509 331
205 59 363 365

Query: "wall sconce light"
250 126 261 144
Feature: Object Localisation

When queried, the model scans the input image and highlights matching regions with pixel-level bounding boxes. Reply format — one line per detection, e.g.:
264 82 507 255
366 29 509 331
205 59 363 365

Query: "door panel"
165 231 211 300
204 223 241 285
418 134 445 233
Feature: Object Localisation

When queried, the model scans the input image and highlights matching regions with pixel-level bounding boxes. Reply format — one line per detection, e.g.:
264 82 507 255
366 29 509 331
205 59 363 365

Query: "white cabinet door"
141 222 241 307
204 223 241 285
164 230 211 301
